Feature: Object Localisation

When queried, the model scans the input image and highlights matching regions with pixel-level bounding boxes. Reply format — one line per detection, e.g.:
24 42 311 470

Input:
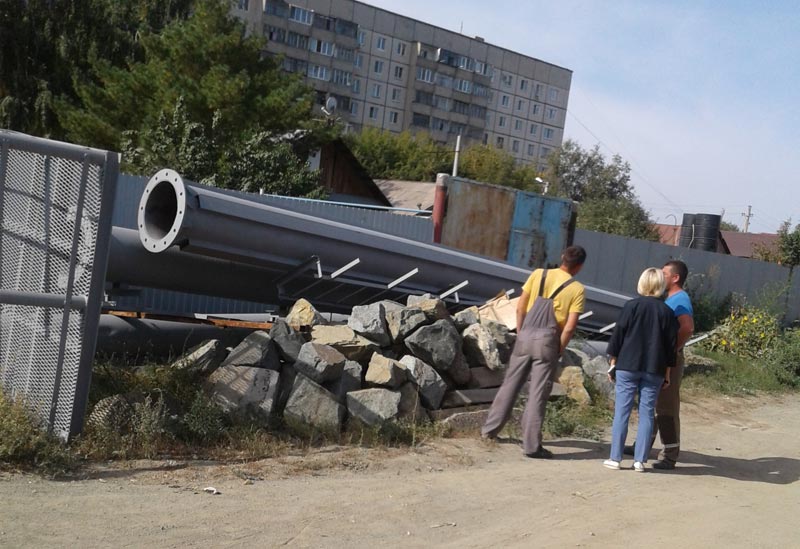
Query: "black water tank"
678 214 696 247
680 213 720 251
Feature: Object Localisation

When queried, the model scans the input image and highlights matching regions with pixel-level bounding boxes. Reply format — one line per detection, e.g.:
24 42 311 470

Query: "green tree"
345 128 450 181
543 140 658 240
458 145 542 191
59 0 332 195
720 221 740 232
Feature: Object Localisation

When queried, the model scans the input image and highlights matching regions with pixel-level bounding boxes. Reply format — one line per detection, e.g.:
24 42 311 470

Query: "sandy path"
2 393 799 548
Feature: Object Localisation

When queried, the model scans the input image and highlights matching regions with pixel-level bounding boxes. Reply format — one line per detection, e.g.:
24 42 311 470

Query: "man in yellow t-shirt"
482 246 587 459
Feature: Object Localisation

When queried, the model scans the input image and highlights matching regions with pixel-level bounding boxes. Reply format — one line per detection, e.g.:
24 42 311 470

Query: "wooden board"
105 310 273 330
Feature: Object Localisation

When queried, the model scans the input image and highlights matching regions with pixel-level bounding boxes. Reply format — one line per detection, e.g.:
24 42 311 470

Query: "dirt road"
2 393 799 548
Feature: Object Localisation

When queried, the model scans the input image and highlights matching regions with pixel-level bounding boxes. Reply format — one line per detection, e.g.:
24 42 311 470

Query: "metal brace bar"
686 333 710 347
439 280 469 300
599 322 616 333
387 268 419 289
330 258 360 279
275 255 321 289
579 311 594 320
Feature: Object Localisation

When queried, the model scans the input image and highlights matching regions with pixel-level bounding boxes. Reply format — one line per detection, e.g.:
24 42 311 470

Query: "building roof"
719 231 779 258
374 180 436 211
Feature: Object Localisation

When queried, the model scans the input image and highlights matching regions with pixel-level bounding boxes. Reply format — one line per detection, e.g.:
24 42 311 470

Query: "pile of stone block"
192 296 612 433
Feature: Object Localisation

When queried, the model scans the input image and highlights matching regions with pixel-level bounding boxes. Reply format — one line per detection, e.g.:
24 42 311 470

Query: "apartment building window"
368 106 378 120
527 143 535 156
449 122 466 135
543 127 555 140
458 56 475 71
416 67 433 83
373 60 384 74
520 79 528 91
549 88 559 101
352 79 361 94
546 107 557 120
474 61 491 76
540 146 551 158
393 65 404 79
307 64 329 81
282 57 307 74
376 36 386 50
454 79 471 93
501 73 512 87
473 83 489 97
237 0 248 9
371 83 382 98
358 30 366 46
516 99 525 111
354 54 363 69
350 101 359 115
396 41 407 56
433 95 449 110
415 90 434 105
514 119 522 131
451 100 470 115
512 140 520 153
501 95 509 107
389 111 399 124
412 112 430 127
335 19 358 39
289 6 313 24
469 104 486 118
498 116 506 128
336 47 354 62
312 14 334 31
534 83 543 99
435 73 453 88
286 31 309 49
496 136 504 148
265 26 285 43
391 88 401 102
432 117 448 132
532 103 541 115
310 38 334 56
529 123 538 136
332 69 352 87
264 0 288 17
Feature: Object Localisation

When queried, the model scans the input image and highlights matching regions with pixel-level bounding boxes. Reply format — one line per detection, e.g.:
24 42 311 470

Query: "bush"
765 328 800 386
705 306 780 358
0 392 73 472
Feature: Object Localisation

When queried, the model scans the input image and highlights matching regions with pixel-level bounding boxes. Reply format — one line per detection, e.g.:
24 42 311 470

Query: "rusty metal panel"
440 177 516 260
507 192 575 269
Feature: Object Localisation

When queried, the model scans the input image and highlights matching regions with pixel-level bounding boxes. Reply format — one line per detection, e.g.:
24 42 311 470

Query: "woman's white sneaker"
603 459 621 470
633 461 645 473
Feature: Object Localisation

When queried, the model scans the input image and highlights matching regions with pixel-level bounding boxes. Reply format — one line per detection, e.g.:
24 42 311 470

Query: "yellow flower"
752 318 757 324
760 333 765 338
721 339 727 345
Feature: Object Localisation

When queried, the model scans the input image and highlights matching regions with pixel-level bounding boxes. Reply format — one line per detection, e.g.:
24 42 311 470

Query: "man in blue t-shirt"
652 260 694 470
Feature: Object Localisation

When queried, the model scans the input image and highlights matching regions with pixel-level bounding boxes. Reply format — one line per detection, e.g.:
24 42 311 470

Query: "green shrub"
705 306 780 357
0 392 73 472
182 392 226 443
764 328 800 386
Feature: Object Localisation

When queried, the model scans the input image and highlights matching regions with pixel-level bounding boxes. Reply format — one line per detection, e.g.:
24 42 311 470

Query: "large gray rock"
462 324 504 371
467 367 506 389
397 383 428 422
386 307 429 343
365 353 407 389
582 355 615 401
441 388 499 408
557 366 591 405
411 298 450 322
220 331 280 371
323 360 363 404
206 364 281 418
348 302 391 346
170 339 227 376
286 298 327 330
346 388 402 426
284 374 345 431
294 342 347 384
377 300 405 314
269 320 307 363
453 306 480 331
310 325 379 362
407 294 432 306
399 355 447 409
482 319 516 363
404 320 471 386
562 347 592 368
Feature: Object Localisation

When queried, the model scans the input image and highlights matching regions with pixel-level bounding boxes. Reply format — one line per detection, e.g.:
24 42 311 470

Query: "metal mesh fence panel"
0 131 118 439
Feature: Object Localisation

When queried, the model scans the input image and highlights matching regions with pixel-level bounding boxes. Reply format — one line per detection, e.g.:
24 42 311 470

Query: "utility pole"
452 134 461 177
741 205 753 233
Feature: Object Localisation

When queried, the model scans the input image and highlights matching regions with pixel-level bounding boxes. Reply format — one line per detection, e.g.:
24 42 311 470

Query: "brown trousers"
654 349 684 463
481 328 560 454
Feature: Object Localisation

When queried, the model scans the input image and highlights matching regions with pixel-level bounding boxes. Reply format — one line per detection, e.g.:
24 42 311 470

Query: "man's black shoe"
652 460 676 470
525 448 553 459
623 444 635 456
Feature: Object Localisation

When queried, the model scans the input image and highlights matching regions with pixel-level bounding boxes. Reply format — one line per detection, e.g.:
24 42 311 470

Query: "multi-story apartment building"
233 0 571 168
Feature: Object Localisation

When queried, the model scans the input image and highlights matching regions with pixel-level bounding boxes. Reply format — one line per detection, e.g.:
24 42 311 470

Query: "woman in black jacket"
604 267 677 472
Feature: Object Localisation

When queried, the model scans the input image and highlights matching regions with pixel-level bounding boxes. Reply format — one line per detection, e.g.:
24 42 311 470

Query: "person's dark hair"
562 245 587 268
663 260 688 287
